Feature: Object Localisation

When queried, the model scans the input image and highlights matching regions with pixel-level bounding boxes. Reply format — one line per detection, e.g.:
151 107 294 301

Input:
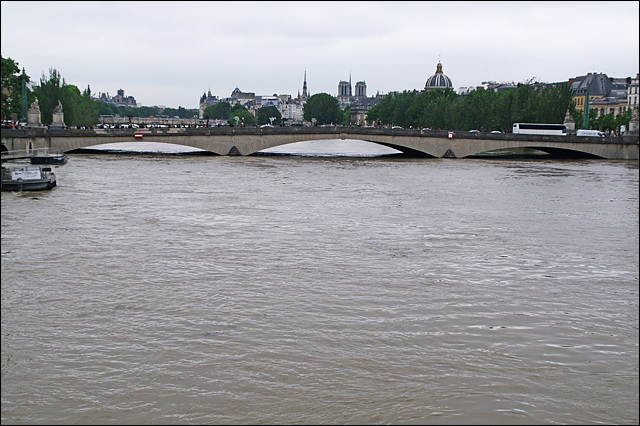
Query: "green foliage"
341 107 351 125
230 103 247 113
32 67 63 125
571 109 584 129
228 104 256 126
303 93 342 125
366 82 574 131
256 105 281 125
162 106 195 119
96 103 198 120
1 56 32 121
203 102 231 120
61 85 99 127
31 68 100 127
592 107 634 133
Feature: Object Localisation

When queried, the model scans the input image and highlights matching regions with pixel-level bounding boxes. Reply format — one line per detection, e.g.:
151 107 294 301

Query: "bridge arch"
459 144 605 159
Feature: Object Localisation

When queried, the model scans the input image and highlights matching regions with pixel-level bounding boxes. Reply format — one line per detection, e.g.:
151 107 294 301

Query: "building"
423 61 453 91
337 74 353 108
197 71 310 124
570 72 633 117
628 73 639 110
570 72 615 112
96 89 137 107
280 99 304 123
229 87 256 108
280 71 309 124
457 86 477 96
337 74 367 109
350 93 385 126
482 81 517 92
256 95 279 108
199 89 220 119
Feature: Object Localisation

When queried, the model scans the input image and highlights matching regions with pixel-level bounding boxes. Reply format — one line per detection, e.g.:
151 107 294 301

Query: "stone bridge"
2 127 638 160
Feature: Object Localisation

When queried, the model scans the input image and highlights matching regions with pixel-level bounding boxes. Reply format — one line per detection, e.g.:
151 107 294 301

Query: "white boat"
1 165 57 191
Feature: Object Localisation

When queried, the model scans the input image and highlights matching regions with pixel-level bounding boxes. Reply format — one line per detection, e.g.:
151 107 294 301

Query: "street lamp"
21 68 27 124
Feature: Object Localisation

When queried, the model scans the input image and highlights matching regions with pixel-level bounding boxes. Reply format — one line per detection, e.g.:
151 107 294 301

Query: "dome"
424 61 453 91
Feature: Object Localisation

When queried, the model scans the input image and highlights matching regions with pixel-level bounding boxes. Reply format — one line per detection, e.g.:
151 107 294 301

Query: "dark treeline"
97 103 197 120
366 83 634 133
367 83 575 131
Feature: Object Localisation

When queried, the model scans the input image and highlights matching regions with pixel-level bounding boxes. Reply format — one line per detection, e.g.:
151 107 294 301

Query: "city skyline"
1 1 638 109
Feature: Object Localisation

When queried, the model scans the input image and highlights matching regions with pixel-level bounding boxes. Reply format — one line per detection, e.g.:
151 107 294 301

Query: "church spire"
302 69 308 98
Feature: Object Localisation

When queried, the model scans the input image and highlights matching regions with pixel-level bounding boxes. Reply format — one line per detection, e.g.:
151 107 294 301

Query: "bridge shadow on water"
71 143 600 160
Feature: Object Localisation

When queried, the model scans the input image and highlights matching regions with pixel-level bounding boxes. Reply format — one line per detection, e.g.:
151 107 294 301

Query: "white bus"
512 123 567 135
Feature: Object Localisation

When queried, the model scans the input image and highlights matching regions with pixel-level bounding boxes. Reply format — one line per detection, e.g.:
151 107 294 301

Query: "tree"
203 102 231 120
32 67 63 125
163 106 196 119
1 56 31 121
31 68 99 127
616 107 634 132
256 105 281 125
60 84 99 127
228 104 256 126
366 81 576 131
303 93 342 125
341 107 351 125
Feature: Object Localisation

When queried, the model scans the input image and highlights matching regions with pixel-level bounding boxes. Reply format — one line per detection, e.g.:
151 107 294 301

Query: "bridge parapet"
2 126 639 143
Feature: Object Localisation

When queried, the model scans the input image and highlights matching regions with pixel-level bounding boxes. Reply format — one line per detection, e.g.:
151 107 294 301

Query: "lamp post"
583 91 590 129
21 68 27 124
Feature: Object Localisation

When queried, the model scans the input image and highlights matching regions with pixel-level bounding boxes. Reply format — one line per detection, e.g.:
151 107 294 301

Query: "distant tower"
338 81 349 97
424 61 453 91
355 81 366 99
337 72 355 108
302 70 308 98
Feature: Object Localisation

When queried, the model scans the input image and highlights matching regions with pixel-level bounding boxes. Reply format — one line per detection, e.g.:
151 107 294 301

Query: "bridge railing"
2 126 638 145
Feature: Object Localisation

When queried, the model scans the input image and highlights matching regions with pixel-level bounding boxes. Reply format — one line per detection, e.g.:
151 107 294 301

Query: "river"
1 140 638 424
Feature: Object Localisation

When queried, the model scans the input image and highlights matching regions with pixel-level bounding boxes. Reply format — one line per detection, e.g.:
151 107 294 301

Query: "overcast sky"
2 1 638 109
